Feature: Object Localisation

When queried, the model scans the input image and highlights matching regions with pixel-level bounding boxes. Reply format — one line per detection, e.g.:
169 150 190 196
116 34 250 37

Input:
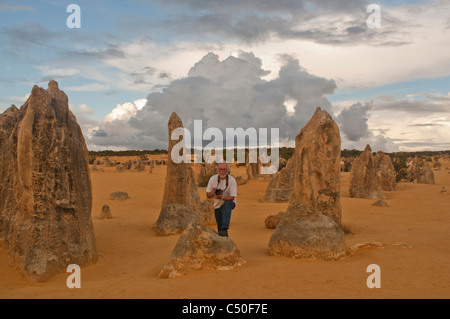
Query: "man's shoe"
218 229 229 237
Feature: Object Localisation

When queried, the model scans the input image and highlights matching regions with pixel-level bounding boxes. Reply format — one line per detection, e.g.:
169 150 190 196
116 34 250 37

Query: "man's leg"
219 201 235 235
214 207 223 232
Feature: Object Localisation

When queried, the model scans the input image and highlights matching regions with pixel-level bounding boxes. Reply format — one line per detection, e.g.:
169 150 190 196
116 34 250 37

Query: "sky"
0 0 449 152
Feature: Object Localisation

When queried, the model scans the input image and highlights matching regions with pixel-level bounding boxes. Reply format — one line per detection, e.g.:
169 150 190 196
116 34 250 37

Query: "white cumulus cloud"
88 51 337 150
104 98 147 123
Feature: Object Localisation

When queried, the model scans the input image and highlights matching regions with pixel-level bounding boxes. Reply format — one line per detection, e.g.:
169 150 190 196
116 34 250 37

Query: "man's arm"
222 195 235 201
205 177 215 199
206 190 233 200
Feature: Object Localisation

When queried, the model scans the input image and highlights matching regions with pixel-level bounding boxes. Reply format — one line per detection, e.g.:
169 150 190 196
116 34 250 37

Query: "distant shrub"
392 157 414 182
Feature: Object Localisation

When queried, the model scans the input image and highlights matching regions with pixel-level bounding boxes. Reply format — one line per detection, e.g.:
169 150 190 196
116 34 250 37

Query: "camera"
215 189 223 196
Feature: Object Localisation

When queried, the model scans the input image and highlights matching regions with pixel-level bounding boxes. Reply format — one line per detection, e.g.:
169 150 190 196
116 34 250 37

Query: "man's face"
217 164 228 178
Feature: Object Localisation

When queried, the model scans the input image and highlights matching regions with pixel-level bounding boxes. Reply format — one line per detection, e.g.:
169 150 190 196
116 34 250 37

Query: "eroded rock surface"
159 223 245 278
0 81 97 281
263 158 294 202
349 145 384 199
374 151 397 191
268 107 347 260
153 112 213 235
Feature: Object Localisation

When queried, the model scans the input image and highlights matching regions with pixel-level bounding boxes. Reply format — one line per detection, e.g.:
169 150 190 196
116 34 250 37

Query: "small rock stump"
159 223 245 279
110 191 129 201
100 205 112 219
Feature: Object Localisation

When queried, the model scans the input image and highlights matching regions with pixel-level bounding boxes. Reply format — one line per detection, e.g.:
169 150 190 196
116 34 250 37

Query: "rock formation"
413 157 435 184
374 151 397 191
372 199 389 207
268 204 347 260
116 165 126 172
264 212 285 229
340 157 354 172
287 107 343 225
90 165 104 172
110 191 129 200
431 157 441 171
235 176 247 186
263 158 294 202
393 157 415 182
349 145 384 199
0 105 19 241
245 150 260 180
268 107 347 260
196 162 216 187
159 223 245 279
102 158 115 167
278 157 288 171
0 81 97 281
153 112 213 235
100 204 112 219
131 159 145 172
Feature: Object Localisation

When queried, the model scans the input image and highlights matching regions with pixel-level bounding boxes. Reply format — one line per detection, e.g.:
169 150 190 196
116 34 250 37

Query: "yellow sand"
1 157 449 299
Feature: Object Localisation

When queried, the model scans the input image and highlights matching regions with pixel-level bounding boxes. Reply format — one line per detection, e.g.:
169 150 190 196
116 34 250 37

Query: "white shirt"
206 174 237 209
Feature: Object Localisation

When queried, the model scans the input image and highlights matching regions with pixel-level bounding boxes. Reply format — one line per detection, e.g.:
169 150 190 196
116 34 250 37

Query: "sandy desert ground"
1 157 449 299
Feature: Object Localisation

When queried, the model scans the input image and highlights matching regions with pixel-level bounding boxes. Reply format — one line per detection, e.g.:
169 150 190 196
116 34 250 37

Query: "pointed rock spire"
0 81 97 281
153 112 213 235
268 107 347 260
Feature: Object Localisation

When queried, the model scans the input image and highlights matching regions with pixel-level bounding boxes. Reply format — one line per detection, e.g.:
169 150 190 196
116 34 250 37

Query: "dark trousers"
214 200 235 231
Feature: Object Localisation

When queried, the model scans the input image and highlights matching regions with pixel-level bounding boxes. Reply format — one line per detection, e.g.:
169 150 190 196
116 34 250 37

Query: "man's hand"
206 188 235 201
206 188 216 199
211 188 222 199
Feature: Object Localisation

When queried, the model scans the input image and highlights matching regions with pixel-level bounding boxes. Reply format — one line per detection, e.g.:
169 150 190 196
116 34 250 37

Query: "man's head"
217 162 230 179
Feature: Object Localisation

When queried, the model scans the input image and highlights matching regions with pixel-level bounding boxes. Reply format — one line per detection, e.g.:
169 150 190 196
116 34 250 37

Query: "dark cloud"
0 23 58 47
92 129 109 137
144 0 412 46
336 101 372 141
408 123 444 127
130 66 156 85
63 45 127 60
346 26 366 34
104 91 119 96
159 72 171 79
374 99 449 114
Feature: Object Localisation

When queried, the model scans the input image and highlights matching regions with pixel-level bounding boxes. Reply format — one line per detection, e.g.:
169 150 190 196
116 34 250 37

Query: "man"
206 162 237 237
